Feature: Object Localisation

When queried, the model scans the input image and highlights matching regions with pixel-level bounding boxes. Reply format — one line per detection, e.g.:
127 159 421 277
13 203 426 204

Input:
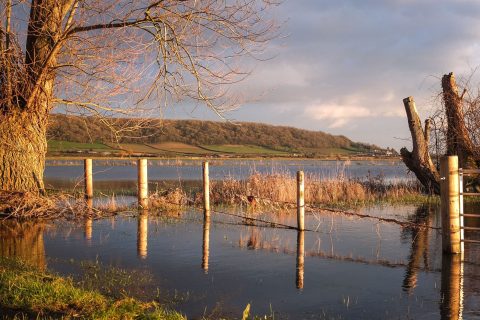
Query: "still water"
44 159 414 192
1 204 479 319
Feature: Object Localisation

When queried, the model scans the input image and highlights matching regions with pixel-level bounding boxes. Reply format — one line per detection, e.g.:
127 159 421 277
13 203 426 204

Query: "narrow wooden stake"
440 156 461 254
297 171 305 231
203 161 210 217
84 159 93 199
296 230 305 290
137 159 148 209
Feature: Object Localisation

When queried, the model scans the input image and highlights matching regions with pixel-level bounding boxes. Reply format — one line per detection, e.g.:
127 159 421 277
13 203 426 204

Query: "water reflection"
402 205 434 293
296 230 305 290
202 216 211 273
0 221 46 269
84 218 93 243
440 254 463 320
137 212 148 259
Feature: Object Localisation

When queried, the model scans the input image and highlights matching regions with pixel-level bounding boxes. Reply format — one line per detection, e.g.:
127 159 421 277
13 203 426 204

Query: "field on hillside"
148 142 215 155
200 144 289 155
48 140 117 153
47 140 385 159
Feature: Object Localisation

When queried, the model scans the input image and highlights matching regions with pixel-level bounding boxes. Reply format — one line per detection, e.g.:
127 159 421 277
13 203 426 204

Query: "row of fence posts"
82 158 305 288
82 159 307 230
84 156 469 254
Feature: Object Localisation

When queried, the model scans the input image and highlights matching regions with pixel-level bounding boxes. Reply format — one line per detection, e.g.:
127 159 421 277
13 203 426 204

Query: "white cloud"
305 104 372 128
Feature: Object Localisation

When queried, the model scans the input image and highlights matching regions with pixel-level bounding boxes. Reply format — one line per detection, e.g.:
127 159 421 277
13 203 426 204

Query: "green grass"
105 143 161 155
201 144 288 155
48 140 116 153
298 147 363 156
148 142 216 155
0 257 185 319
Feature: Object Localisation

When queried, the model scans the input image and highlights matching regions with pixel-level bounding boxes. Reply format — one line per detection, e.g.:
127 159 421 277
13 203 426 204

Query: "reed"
210 171 425 208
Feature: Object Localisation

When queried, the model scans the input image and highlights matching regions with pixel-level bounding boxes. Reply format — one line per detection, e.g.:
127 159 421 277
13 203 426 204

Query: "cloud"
171 1 480 149
305 104 372 128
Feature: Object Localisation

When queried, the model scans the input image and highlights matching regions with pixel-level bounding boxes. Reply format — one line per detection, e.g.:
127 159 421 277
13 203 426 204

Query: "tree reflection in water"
0 220 46 269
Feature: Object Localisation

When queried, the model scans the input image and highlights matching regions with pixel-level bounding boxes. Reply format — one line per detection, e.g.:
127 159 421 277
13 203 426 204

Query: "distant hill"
47 114 393 158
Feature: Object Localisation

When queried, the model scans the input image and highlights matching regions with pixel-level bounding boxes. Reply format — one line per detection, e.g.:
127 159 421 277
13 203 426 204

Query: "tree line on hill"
47 114 385 154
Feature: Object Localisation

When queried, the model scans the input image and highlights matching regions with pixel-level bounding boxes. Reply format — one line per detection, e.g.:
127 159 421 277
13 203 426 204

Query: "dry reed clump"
0 191 75 219
209 171 424 208
149 188 189 211
0 191 124 220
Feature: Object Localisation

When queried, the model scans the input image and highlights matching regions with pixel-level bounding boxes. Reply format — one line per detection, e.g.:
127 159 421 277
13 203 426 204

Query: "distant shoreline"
46 155 402 162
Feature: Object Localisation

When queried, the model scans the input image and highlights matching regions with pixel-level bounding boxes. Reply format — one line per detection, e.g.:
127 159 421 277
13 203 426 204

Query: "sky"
163 0 480 150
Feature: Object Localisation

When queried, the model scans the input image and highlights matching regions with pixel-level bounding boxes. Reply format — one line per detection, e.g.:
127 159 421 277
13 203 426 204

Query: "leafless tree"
0 0 281 192
401 72 480 194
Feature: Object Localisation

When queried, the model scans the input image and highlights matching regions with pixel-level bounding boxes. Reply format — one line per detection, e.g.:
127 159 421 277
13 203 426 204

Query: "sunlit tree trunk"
0 1 69 192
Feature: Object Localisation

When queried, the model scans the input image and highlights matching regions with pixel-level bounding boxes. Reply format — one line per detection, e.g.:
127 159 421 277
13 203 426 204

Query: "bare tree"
0 0 281 192
401 72 480 194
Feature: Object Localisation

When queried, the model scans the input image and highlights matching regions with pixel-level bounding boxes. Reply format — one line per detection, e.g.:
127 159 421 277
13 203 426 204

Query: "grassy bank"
0 257 184 320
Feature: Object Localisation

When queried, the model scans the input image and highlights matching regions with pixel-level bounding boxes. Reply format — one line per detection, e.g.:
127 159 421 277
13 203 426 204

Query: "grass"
0 257 185 319
105 143 161 155
148 142 216 155
201 144 288 155
299 147 358 155
48 140 116 153
47 139 394 159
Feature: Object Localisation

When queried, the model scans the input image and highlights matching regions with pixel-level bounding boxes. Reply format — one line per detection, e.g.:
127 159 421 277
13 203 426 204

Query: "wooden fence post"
440 156 461 254
203 161 210 217
84 159 93 199
297 171 305 231
138 159 148 209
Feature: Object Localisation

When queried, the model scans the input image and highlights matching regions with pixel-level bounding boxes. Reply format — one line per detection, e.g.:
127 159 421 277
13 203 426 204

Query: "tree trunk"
442 72 478 169
0 112 47 192
0 0 69 193
400 96 440 194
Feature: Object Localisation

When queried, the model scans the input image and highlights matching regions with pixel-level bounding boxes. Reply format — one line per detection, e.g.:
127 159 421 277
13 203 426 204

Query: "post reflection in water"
0 221 46 269
296 230 305 290
137 211 148 259
84 218 93 242
202 216 211 273
402 205 433 293
440 254 464 320
84 198 93 243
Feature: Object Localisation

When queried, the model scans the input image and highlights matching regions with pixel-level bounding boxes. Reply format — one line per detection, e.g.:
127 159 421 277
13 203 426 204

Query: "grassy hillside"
47 114 392 158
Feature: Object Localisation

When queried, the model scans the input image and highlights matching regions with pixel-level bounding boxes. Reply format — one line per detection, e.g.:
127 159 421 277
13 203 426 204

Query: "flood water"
1 204 480 319
44 159 414 193
2 160 480 318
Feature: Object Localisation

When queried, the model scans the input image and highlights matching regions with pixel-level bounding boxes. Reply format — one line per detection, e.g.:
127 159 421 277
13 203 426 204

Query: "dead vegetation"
0 191 121 220
210 172 423 209
0 171 424 220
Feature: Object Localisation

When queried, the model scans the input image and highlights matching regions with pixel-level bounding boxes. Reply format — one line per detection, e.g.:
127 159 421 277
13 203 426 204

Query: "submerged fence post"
138 159 148 209
203 161 210 217
84 159 93 199
297 171 305 231
440 156 461 254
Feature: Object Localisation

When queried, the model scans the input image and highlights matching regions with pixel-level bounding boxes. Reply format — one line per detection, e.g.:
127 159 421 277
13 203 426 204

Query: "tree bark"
400 96 440 194
442 72 478 169
0 1 68 193
0 112 47 192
